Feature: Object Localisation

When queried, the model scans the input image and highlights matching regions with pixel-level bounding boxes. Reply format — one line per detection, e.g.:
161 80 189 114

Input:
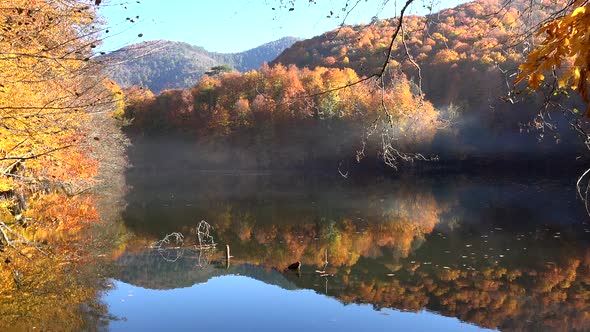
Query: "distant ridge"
104 36 299 93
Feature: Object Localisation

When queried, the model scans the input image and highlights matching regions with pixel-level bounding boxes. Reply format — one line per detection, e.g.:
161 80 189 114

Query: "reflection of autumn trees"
116 179 446 287
321 240 590 331
0 202 117 330
0 249 112 330
189 186 444 269
0 168 121 329
0 170 127 329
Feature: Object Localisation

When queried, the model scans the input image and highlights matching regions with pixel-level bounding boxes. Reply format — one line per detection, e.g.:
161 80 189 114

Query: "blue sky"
98 0 469 53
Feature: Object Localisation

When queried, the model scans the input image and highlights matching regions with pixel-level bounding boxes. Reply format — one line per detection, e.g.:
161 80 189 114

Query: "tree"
205 64 235 77
516 0 590 115
0 0 139 270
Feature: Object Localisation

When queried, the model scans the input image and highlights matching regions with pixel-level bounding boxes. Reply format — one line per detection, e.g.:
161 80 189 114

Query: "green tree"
205 64 235 77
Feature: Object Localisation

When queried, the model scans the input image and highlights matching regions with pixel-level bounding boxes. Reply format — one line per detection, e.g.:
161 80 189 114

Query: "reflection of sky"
104 276 494 331
97 0 469 53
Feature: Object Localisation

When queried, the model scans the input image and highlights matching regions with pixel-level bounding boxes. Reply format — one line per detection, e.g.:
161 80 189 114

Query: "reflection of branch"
315 249 333 279
152 232 185 262
338 161 349 178
153 232 184 249
196 249 215 268
156 248 185 263
0 222 47 256
577 168 590 215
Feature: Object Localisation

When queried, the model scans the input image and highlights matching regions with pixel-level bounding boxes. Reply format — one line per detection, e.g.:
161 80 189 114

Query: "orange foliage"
27 193 99 239
272 0 564 107
126 64 439 151
0 5 119 327
433 49 460 65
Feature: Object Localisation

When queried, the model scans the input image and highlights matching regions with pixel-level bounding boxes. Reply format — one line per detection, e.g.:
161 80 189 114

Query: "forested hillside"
272 0 566 109
123 0 586 165
123 64 438 170
105 37 299 93
267 0 585 160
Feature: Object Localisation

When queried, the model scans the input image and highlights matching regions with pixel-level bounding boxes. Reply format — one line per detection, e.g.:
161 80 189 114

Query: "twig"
0 222 48 256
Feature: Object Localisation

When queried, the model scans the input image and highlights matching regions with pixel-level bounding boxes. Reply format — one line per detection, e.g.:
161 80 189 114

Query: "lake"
99 164 590 331
2 137 588 332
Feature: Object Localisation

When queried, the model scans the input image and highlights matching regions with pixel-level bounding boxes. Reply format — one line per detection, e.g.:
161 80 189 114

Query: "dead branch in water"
152 232 185 262
195 220 216 249
152 232 184 250
151 220 217 263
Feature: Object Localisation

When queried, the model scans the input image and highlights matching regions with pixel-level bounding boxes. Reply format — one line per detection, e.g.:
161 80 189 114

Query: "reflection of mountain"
114 249 297 291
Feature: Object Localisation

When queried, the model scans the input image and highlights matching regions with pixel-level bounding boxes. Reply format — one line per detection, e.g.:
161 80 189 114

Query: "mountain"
271 0 563 109
104 37 299 93
221 37 300 72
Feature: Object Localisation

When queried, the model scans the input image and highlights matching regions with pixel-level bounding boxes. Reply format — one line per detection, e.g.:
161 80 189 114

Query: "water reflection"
0 220 119 331
112 166 590 331
104 277 492 332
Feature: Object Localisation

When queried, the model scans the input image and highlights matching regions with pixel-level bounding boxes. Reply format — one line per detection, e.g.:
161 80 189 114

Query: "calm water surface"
101 167 590 331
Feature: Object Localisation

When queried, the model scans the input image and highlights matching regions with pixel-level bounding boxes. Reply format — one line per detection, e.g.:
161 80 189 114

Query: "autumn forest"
2 0 590 330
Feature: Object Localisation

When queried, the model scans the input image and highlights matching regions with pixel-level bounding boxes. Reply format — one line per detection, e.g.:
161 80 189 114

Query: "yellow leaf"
572 6 586 17
0 178 15 192
529 72 545 89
